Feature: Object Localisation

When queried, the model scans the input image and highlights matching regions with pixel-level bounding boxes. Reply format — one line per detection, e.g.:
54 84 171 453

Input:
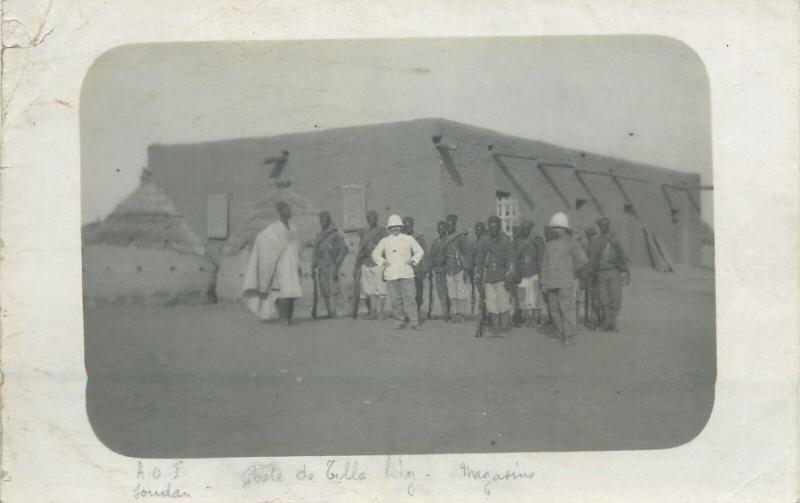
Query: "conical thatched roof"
82 182 206 256
700 221 714 245
112 181 180 217
223 183 320 256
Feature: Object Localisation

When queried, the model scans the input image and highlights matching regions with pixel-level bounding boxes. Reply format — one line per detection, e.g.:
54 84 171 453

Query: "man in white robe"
242 201 303 325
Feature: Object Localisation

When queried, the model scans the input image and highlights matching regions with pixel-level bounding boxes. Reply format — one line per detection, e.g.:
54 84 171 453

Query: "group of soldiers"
308 206 630 343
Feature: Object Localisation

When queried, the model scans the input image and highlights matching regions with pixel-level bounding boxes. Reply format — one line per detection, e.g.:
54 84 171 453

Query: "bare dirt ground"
85 267 715 458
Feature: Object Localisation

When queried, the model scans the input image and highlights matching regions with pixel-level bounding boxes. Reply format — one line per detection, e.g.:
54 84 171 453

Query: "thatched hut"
82 182 216 307
215 181 323 302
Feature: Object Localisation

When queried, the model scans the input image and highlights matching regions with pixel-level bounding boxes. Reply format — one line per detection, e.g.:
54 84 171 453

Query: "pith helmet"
549 212 570 230
387 214 404 228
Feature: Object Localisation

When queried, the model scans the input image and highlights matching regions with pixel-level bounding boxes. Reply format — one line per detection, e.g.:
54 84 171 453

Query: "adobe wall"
82 245 215 306
149 119 705 267
449 126 704 267
148 123 447 263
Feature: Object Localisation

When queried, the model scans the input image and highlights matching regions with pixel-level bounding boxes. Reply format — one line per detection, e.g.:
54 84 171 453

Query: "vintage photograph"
80 37 716 458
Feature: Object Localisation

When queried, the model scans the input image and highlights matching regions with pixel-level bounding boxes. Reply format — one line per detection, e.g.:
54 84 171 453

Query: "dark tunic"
514 235 545 278
443 231 469 275
474 233 516 284
589 232 629 273
356 226 388 268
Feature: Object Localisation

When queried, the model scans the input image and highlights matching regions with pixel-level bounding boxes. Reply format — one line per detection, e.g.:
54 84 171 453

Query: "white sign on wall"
207 193 229 239
341 185 366 232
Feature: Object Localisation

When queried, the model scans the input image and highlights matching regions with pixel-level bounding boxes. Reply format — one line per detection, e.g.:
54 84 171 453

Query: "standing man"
402 216 427 320
427 221 451 320
242 201 303 325
354 210 388 319
582 226 600 328
474 216 517 336
372 215 425 330
312 211 348 318
444 214 470 322
468 221 487 318
515 219 545 327
540 213 588 344
589 217 630 331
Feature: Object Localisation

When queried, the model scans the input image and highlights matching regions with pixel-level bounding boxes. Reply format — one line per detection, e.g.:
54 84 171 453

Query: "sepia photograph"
80 37 716 459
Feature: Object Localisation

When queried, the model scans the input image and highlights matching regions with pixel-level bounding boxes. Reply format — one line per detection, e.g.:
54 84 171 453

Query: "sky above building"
81 36 712 224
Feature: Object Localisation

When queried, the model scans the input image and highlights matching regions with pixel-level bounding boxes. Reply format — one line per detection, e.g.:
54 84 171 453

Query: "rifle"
427 272 434 319
585 272 598 330
511 277 522 326
470 273 476 316
352 262 362 319
474 280 486 338
311 267 318 319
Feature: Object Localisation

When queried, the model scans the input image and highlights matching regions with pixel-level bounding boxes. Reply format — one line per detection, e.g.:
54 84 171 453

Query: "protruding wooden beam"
489 152 536 211
263 150 290 179
611 176 640 219
574 170 604 216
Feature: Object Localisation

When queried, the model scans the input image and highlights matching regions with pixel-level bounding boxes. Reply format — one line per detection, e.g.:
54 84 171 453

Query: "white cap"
387 214 404 228
548 212 570 229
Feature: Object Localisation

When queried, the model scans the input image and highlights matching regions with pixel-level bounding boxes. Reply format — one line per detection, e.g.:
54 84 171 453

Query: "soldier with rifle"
353 210 388 319
588 217 630 331
581 226 599 329
402 216 427 322
468 221 487 318
473 216 517 336
427 221 450 320
514 219 545 327
443 214 470 323
311 211 348 319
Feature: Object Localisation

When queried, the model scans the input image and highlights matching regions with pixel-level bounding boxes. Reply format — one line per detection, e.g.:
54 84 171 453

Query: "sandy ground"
85 267 715 458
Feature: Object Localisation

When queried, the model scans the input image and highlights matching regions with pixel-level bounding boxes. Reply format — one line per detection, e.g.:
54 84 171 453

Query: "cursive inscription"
134 461 190 499
242 463 284 488
326 459 366 481
384 455 416 496
459 462 535 495
133 482 191 499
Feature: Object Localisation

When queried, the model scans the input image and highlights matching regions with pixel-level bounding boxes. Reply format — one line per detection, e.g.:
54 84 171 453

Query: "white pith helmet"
387 214 404 228
549 212 570 230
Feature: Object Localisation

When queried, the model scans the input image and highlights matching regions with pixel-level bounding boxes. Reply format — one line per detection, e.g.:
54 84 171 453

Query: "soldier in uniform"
402 215 427 320
514 219 545 326
588 217 630 331
541 213 588 344
582 226 601 327
427 221 450 320
474 215 517 336
311 211 348 318
354 210 389 319
444 214 470 322
468 221 487 318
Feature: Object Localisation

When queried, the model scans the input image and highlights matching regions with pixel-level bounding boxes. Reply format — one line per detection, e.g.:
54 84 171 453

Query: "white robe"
242 220 302 320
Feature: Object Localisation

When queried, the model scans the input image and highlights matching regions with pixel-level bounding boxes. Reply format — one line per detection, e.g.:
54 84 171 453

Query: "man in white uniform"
371 215 425 330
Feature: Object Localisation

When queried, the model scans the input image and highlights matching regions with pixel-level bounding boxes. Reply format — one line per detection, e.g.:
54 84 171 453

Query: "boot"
601 306 612 331
377 297 388 320
365 295 378 319
444 301 452 322
496 312 509 335
608 308 619 331
488 314 500 336
286 299 295 326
